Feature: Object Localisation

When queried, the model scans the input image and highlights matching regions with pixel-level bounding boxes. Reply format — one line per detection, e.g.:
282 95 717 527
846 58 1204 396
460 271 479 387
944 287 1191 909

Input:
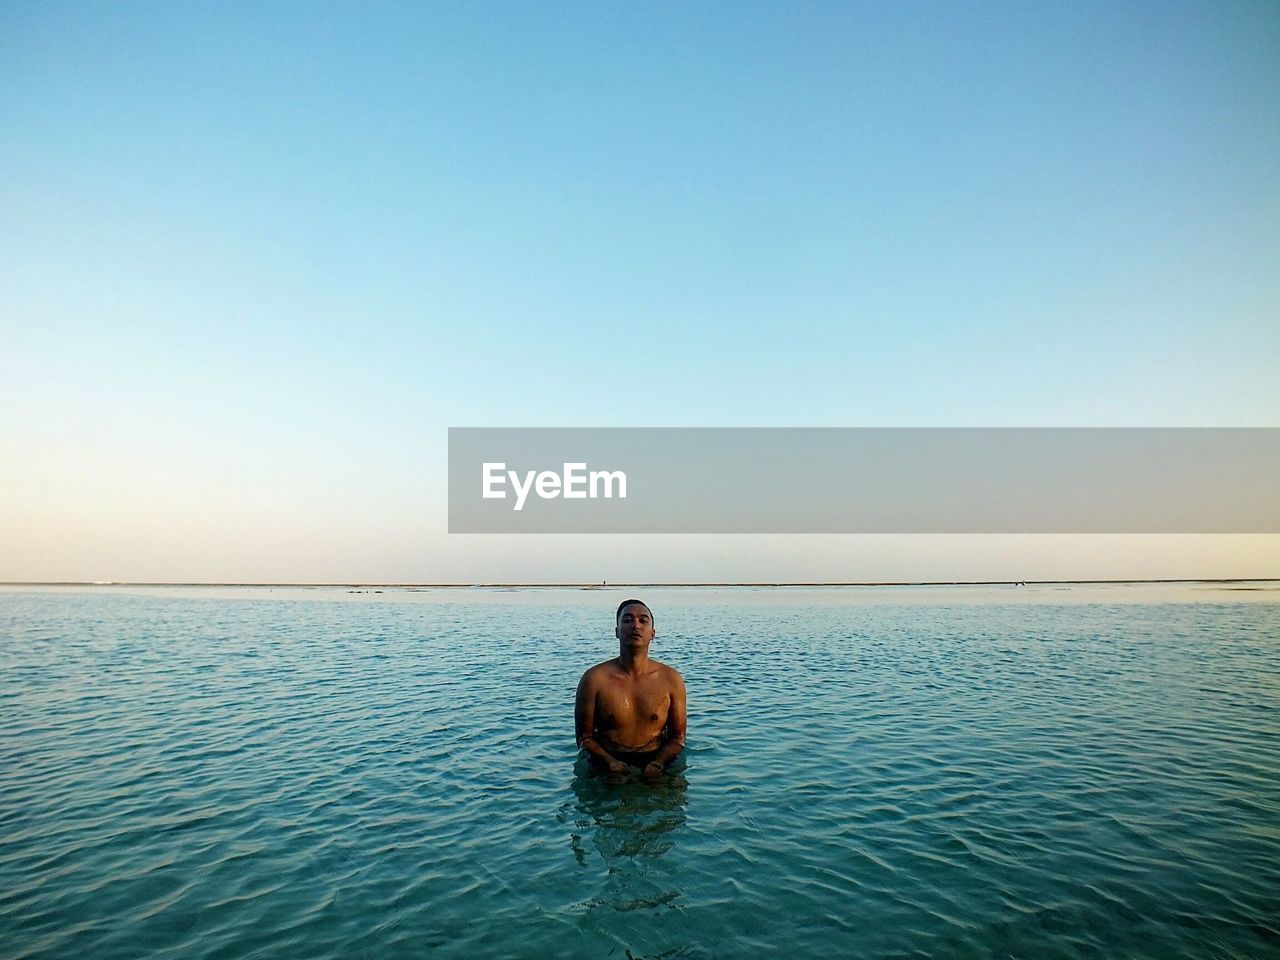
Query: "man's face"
615 603 655 653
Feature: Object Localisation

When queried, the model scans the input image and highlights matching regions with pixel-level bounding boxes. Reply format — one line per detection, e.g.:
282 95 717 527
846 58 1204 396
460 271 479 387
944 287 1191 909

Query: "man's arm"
574 670 628 774
643 671 687 775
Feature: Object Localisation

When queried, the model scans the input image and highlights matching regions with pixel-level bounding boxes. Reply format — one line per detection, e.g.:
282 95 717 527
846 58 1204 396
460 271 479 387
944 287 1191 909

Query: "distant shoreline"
3 578 1277 588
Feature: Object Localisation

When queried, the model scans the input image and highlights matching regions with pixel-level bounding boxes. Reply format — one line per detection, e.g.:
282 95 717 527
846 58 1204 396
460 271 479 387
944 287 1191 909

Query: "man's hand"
606 757 629 775
642 760 664 777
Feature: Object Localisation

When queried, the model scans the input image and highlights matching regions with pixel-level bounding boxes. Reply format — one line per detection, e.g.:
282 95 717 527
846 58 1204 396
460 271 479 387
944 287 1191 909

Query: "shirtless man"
575 599 687 776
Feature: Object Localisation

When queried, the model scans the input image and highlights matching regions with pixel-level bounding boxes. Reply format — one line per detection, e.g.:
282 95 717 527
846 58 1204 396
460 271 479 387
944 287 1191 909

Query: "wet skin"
575 603 687 776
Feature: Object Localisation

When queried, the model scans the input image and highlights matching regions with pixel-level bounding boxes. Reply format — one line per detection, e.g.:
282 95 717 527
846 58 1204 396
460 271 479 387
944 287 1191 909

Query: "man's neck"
615 650 651 675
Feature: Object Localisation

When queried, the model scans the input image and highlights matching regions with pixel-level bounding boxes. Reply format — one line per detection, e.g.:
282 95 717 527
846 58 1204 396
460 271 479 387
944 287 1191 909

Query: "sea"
2 582 1278 960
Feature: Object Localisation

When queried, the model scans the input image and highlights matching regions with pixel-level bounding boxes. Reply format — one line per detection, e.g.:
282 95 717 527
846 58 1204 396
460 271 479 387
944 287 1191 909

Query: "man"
575 599 687 776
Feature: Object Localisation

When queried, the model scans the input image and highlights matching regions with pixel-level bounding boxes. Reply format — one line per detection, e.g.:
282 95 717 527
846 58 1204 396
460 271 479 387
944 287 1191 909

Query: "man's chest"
597 677 670 721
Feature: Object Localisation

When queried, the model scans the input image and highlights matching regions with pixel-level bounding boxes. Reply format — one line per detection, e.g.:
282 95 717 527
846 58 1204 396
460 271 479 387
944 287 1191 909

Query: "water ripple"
1 589 1278 959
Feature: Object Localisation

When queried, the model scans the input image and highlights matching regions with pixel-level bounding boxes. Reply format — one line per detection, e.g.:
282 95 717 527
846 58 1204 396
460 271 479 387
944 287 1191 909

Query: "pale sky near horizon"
2 1 1278 583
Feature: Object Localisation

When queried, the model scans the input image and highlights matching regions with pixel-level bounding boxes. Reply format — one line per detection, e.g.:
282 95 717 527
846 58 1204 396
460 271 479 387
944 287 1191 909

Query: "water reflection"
563 757 689 914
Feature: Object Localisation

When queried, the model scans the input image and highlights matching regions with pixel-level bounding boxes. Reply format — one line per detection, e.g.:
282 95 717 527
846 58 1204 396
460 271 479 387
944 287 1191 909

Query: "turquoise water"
2 584 1278 959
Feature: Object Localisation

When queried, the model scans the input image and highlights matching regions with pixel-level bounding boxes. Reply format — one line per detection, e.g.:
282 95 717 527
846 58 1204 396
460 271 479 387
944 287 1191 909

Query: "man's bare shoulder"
579 659 619 685
650 660 685 686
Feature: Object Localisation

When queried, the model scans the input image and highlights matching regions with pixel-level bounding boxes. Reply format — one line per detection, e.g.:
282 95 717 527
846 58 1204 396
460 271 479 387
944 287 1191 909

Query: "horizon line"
3 578 1277 588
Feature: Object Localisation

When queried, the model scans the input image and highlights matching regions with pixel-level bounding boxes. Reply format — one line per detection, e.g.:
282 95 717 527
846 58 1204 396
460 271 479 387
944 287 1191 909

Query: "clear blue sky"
2 1 1277 582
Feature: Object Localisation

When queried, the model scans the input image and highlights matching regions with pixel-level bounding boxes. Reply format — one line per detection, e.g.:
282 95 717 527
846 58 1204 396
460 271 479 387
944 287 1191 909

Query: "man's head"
615 599 655 655
615 599 653 626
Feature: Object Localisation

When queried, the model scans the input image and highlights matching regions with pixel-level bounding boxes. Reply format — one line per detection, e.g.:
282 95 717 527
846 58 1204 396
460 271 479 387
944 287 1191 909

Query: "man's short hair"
616 599 652 624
